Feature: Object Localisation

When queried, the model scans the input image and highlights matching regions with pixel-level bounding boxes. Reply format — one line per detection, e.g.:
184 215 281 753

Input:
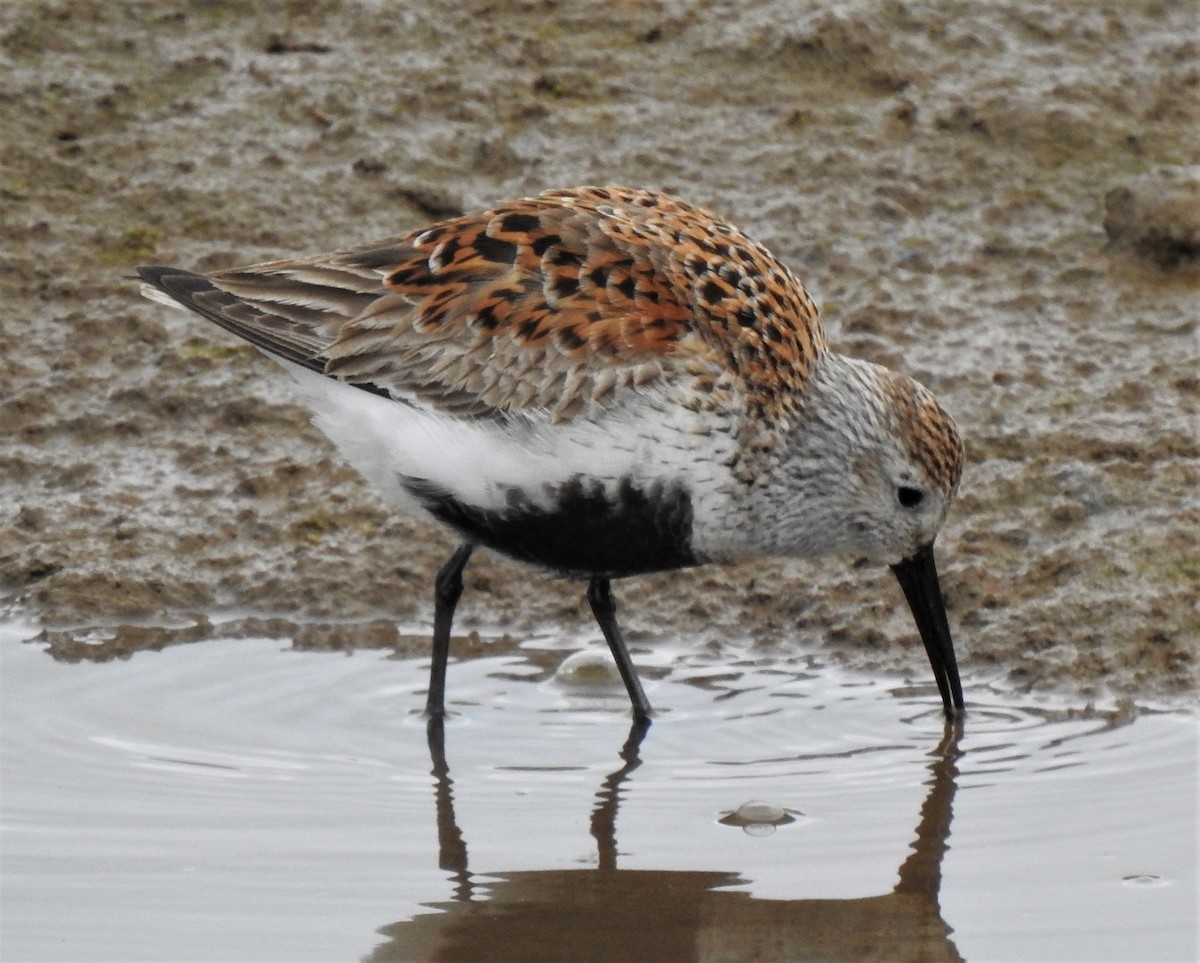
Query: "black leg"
426 542 474 717
586 577 653 721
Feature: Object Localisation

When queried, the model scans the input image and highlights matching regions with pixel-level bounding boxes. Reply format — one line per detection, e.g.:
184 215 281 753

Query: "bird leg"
426 542 474 717
586 577 653 721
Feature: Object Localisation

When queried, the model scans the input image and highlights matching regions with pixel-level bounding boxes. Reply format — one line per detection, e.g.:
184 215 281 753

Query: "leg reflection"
379 715 962 962
426 714 474 901
590 717 651 872
427 714 651 896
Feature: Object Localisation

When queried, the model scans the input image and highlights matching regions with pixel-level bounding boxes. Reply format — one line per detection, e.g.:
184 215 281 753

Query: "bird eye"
897 486 924 508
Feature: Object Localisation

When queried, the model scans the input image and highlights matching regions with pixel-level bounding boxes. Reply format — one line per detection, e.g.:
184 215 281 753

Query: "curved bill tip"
891 542 964 717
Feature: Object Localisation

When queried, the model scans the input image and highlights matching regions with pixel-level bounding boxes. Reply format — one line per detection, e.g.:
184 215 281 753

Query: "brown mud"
1 0 1197 702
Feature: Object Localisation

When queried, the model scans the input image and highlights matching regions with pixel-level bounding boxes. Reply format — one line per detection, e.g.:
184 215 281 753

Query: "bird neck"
739 353 889 559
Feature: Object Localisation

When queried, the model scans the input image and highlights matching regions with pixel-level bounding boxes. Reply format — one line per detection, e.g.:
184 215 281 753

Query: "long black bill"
891 541 964 717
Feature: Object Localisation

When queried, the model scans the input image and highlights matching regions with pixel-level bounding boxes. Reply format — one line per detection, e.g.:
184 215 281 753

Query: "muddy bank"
1 0 1196 702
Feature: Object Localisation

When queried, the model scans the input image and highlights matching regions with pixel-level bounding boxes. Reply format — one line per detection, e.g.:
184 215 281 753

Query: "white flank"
273 358 698 517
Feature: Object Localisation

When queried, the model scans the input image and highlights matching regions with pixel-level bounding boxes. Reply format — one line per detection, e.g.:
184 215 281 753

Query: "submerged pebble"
554 649 622 687
1121 874 1168 888
735 800 788 823
719 800 799 836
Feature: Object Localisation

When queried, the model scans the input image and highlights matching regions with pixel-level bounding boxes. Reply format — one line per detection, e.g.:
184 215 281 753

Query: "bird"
137 185 966 722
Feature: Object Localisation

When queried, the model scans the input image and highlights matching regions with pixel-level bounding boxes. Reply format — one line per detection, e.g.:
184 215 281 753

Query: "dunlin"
139 186 965 721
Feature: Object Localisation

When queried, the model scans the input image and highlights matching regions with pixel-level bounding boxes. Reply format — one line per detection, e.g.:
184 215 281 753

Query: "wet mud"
1 0 1197 702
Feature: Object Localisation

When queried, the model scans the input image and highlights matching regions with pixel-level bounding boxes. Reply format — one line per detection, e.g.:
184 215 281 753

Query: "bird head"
767 353 966 714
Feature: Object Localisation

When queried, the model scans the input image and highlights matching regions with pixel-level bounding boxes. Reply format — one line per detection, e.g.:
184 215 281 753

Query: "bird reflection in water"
367 719 964 962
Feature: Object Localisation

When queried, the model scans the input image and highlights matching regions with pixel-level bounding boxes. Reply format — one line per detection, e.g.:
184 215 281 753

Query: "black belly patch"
402 474 698 578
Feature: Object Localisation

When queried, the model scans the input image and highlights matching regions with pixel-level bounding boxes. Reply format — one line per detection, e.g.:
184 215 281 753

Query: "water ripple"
1 624 1194 963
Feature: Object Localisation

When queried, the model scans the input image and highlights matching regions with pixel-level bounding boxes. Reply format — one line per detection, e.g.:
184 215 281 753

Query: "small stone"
1103 167 1200 269
555 649 621 686
718 799 799 833
734 800 788 823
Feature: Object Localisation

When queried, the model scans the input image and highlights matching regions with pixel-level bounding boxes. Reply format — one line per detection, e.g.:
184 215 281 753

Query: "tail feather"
137 265 331 372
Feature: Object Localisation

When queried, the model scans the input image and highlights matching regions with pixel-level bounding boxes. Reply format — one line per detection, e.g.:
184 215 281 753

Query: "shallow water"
1 622 1195 963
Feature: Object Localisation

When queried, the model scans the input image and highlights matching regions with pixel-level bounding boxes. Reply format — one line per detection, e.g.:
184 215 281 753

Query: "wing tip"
136 264 216 310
